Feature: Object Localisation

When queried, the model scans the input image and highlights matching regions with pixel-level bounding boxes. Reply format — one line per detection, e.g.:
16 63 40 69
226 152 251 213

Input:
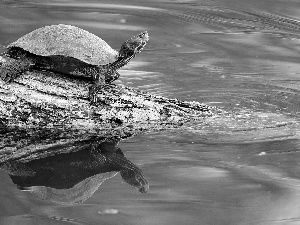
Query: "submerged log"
0 68 214 161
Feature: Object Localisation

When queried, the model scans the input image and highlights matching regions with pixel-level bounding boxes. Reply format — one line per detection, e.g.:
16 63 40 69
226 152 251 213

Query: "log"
0 67 214 162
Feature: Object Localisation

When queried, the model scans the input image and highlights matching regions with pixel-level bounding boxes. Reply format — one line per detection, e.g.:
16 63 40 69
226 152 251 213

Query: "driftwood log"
0 67 214 162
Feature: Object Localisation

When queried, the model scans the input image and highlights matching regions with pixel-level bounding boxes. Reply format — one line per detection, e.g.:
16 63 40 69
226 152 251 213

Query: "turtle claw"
88 84 100 105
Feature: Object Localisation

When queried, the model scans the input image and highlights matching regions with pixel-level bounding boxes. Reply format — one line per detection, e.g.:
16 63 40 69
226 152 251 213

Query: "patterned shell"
8 24 118 65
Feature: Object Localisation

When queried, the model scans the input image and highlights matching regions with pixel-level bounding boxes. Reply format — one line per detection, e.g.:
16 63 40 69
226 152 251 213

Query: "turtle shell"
7 24 118 65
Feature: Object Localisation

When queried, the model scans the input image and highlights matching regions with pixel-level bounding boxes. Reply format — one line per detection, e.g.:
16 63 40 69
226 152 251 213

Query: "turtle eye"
137 31 149 40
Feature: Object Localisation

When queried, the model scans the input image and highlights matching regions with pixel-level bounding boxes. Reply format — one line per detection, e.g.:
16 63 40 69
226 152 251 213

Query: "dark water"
1 0 300 224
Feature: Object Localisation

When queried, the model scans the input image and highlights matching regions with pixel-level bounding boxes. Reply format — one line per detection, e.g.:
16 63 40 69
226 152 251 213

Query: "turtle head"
120 168 149 193
118 31 149 63
101 31 149 83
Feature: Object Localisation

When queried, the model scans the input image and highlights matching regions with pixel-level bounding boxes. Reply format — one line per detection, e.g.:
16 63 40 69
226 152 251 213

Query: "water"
1 0 300 224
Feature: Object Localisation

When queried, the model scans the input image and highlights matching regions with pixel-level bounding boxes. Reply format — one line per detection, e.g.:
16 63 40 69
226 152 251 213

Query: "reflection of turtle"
94 141 149 193
0 24 148 101
0 140 148 204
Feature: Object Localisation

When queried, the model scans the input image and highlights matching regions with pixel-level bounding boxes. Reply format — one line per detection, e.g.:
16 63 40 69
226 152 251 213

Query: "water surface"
1 0 300 224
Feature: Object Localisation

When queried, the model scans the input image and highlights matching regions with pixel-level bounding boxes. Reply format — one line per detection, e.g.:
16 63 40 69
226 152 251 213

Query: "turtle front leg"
0 56 33 82
88 68 120 104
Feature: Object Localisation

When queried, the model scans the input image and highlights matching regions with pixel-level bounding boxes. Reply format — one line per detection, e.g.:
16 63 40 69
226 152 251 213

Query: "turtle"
0 24 149 102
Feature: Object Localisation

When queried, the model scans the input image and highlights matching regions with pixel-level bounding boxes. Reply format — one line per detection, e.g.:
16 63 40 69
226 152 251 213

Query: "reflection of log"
0 69 213 160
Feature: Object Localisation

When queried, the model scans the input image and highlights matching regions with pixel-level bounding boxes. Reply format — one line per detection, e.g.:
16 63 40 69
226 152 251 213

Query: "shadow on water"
2 0 300 225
